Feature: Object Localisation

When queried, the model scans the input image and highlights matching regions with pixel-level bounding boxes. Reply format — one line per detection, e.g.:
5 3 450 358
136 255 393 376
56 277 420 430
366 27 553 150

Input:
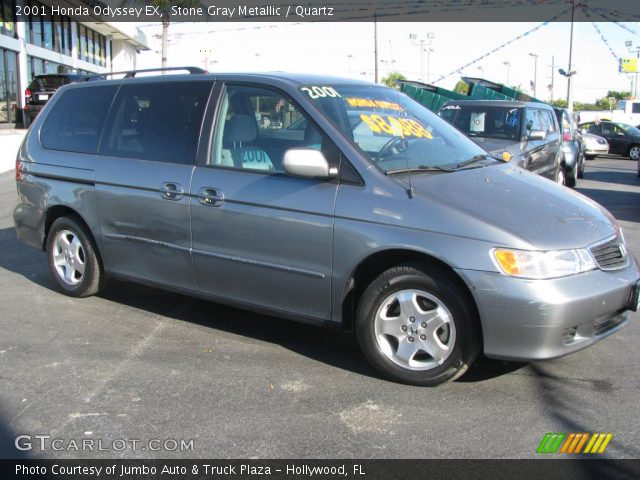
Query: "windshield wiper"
455 153 501 169
386 165 455 175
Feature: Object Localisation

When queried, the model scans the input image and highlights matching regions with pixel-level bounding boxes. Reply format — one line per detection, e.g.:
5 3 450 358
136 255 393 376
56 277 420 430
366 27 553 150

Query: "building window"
42 14 53 50
1 0 16 37
0 48 19 124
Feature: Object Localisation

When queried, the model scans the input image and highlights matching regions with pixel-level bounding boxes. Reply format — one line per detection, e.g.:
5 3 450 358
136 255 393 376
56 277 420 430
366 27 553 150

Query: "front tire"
46 216 103 297
629 144 640 161
355 263 480 386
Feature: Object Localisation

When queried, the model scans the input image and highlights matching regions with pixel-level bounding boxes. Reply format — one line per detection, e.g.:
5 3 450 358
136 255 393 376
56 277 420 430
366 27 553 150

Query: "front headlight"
492 248 597 279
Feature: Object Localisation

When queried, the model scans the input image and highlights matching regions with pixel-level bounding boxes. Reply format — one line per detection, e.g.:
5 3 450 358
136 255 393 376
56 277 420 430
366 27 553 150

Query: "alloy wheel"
374 289 456 371
52 229 86 286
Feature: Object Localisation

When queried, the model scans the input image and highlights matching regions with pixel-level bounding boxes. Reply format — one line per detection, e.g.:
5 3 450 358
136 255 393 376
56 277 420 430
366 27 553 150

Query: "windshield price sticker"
301 86 341 99
346 97 404 111
470 112 486 132
360 114 433 139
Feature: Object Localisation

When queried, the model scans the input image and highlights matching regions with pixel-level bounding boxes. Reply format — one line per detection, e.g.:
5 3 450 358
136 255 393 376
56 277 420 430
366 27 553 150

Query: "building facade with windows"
0 0 150 127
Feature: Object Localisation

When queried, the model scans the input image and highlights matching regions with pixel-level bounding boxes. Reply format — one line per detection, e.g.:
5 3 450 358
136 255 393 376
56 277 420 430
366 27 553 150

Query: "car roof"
76 71 379 88
442 99 551 109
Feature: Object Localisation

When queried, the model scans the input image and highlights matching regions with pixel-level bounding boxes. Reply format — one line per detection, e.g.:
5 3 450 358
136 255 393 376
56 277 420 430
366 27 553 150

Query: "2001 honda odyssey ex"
13 68 640 385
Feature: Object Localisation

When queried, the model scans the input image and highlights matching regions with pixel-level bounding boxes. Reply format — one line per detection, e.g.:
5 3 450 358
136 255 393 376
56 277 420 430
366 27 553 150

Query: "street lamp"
503 61 511 85
559 68 577 112
529 53 539 97
409 32 434 82
347 54 353 76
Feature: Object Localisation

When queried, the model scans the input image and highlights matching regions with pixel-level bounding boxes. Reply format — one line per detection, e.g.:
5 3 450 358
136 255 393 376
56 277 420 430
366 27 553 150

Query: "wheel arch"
43 206 103 274
340 248 483 341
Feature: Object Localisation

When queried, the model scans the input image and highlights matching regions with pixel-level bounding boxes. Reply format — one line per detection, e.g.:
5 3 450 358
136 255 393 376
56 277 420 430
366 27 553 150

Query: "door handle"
160 182 184 201
198 187 225 207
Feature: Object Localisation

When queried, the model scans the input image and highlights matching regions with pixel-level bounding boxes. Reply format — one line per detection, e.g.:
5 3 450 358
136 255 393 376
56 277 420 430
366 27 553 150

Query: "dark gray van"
13 69 640 386
439 100 565 183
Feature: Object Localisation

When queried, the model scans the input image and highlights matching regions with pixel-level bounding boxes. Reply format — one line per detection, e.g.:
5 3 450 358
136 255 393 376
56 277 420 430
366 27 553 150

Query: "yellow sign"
360 114 433 139
619 58 638 73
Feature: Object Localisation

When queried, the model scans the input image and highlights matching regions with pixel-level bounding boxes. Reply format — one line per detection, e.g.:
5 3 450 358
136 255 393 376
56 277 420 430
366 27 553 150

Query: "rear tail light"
15 158 24 182
563 131 571 142
25 88 32 99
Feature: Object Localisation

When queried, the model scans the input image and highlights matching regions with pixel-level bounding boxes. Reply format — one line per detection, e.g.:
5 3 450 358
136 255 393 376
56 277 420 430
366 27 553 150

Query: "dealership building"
0 0 151 127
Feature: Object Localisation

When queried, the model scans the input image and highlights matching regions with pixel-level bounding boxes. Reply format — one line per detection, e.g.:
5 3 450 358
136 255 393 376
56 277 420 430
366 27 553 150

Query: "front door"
190 84 338 320
95 80 214 291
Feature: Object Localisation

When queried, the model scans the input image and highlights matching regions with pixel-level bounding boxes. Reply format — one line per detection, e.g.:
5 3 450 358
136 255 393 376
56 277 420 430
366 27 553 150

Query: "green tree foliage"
453 80 469 95
382 72 407 89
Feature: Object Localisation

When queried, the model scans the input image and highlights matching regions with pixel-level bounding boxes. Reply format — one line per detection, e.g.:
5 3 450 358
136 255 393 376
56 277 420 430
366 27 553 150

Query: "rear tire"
355 263 481 386
46 216 103 297
556 164 566 186
585 154 595 160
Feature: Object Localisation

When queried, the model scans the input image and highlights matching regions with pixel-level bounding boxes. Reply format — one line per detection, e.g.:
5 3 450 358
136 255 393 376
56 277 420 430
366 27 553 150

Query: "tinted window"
40 85 117 154
524 108 543 133
211 85 337 173
440 105 522 141
538 110 556 133
101 81 211 164
633 103 640 114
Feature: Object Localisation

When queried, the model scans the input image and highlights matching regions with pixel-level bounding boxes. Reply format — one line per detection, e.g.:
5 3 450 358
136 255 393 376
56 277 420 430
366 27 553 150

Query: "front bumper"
456 259 639 361
585 146 609 156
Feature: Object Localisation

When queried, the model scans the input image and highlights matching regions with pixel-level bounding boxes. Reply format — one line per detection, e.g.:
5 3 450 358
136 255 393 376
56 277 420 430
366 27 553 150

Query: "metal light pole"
426 48 434 84
566 0 576 112
503 61 511 85
347 54 353 77
409 32 434 82
529 52 539 97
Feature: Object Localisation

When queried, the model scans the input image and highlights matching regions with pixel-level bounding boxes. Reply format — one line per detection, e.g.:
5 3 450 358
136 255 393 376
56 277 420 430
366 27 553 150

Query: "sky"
133 21 640 104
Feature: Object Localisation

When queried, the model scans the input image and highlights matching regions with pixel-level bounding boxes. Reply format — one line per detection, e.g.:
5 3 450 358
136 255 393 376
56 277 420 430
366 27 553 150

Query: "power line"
432 6 572 85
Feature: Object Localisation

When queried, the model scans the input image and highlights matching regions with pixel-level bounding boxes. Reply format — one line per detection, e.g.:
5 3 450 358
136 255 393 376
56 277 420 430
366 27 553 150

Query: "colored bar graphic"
538 433 613 454
537 433 566 453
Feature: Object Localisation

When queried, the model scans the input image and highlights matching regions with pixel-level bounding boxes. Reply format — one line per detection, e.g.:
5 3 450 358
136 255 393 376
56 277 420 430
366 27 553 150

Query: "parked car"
438 100 565 184
579 121 640 161
582 133 609 159
553 107 585 187
24 73 88 126
13 70 640 386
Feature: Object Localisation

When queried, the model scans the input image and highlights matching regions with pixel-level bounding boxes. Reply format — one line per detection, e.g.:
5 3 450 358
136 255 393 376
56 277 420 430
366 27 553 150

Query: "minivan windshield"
300 84 488 173
439 104 523 142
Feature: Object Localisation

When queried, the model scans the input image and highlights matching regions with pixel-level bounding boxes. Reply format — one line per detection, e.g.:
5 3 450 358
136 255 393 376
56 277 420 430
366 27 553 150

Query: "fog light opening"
562 327 578 345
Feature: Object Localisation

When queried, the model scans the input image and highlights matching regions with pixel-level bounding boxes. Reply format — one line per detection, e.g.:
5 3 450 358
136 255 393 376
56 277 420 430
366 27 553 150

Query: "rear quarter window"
99 81 212 165
40 86 118 154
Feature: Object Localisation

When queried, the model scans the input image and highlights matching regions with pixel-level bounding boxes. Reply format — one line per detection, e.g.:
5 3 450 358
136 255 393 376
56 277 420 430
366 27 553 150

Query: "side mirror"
528 129 547 141
283 148 338 180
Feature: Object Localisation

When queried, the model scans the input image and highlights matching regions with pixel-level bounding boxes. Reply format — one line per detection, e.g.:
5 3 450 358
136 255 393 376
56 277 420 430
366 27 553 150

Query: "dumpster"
398 80 468 112
462 77 544 103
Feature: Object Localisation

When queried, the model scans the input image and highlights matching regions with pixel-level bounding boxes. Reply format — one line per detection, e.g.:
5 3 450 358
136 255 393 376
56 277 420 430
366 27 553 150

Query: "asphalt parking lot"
0 155 639 460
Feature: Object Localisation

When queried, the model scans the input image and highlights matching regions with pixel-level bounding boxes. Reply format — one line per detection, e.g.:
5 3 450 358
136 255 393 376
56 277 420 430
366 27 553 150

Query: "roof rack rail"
83 66 207 81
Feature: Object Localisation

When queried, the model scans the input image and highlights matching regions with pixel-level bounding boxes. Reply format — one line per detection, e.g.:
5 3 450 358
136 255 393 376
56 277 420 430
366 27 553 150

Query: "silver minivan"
13 69 640 386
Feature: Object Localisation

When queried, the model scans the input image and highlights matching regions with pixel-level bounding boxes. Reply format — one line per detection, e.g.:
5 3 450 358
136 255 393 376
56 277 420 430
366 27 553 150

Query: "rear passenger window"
40 86 117 154
100 81 212 164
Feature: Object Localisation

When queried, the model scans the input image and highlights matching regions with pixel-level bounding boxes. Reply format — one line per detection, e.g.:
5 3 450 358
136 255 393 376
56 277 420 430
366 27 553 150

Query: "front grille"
590 237 627 270
593 313 626 336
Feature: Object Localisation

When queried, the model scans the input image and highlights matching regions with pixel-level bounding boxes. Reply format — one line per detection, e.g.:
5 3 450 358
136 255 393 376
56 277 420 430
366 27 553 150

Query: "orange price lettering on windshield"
360 114 433 139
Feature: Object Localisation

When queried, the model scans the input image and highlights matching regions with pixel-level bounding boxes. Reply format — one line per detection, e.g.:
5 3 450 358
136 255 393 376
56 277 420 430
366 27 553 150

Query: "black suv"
439 100 564 184
24 74 87 126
